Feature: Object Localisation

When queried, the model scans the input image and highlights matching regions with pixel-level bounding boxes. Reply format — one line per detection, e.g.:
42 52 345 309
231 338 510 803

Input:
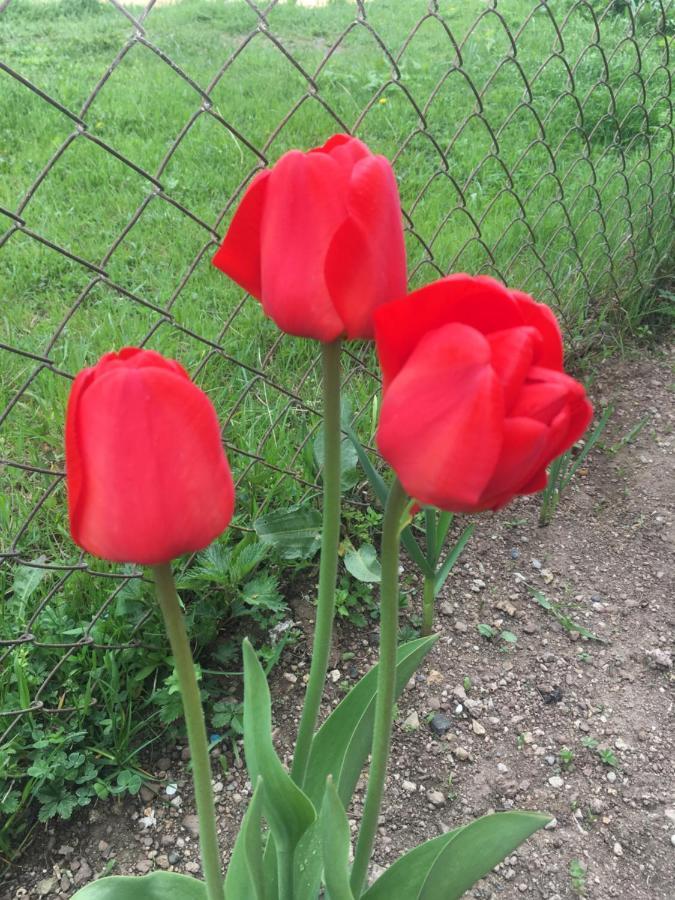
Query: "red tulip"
65 348 235 565
212 134 407 342
375 275 593 512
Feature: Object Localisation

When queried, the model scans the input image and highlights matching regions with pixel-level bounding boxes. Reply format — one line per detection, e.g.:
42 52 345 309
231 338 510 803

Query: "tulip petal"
325 155 407 339
377 323 504 511
72 366 234 565
259 150 348 341
212 169 270 299
479 417 549 510
375 275 525 387
487 327 540 412
511 290 564 370
315 133 371 174
65 366 97 547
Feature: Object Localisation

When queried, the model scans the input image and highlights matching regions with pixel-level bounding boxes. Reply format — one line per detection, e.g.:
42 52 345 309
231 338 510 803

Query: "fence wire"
0 0 673 778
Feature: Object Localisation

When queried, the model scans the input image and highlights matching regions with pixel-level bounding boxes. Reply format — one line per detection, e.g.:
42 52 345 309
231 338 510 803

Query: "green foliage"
71 871 207 900
531 589 603 642
569 858 588 896
254 506 323 561
362 811 551 899
0 536 288 859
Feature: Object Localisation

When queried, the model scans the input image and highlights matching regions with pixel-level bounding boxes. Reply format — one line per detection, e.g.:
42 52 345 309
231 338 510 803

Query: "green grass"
0 0 673 860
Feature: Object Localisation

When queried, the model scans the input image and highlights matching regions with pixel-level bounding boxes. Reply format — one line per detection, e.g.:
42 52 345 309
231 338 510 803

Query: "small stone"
615 738 629 751
182 814 200 837
402 780 417 793
37 878 56 897
613 841 624 857
532 559 542 570
497 763 509 774
548 776 564 789
670 834 675 847
590 797 604 814
157 757 171 772
156 855 170 870
185 861 201 874
402 711 420 730
168 851 181 865
181 746 191 762
283 672 297 684
329 669 341 683
495 599 517 617
430 713 452 736
453 746 470 761
472 720 486 736
165 783 178 797
453 620 468 633
646 648 672 669
136 860 153 875
97 840 110 855
607 771 617 783
73 861 92 887
427 789 445 807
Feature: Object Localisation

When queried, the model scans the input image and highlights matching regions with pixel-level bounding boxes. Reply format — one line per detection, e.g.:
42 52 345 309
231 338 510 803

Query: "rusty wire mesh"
0 0 673 812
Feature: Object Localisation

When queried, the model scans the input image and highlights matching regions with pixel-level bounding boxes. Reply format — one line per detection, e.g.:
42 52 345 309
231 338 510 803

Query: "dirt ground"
2 345 674 900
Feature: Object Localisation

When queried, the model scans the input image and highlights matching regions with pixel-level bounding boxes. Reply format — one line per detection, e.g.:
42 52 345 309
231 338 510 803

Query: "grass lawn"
0 0 673 858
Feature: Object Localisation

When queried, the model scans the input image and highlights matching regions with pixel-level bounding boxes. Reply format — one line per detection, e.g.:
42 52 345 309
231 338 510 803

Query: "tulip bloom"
375 275 593 512
212 134 407 342
65 348 235 565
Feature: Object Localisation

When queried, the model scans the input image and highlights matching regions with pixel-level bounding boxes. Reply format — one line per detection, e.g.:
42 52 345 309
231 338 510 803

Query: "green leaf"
12 556 51 606
477 624 495 639
254 506 322 561
434 511 455 557
500 630 518 644
343 544 382 583
242 640 316 853
363 811 551 900
294 637 438 900
71 872 207 900
314 429 360 491
433 523 474 596
321 778 355 900
225 777 266 900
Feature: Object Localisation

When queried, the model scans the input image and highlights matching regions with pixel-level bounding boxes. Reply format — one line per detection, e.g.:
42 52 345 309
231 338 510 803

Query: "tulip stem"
350 478 408 896
291 338 342 788
153 563 223 900
421 573 436 636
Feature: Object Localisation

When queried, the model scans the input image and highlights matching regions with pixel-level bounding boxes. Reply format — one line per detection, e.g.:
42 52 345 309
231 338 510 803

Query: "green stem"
278 848 293 900
350 479 408 896
291 339 342 787
153 564 223 900
421 573 436 637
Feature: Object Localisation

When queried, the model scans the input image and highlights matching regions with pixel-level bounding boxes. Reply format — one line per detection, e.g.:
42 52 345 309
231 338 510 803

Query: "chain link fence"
0 0 673 849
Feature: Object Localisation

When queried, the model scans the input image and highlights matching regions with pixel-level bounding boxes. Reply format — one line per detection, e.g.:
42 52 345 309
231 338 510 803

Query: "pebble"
532 559 542 570
36 878 56 897
453 746 470 761
427 789 446 807
185 861 201 874
548 776 564 789
497 763 509 774
136 860 152 874
283 672 297 684
430 713 453 736
157 757 171 772
454 620 468 633
613 842 624 857
182 814 200 837
472 720 486 736
402 711 420 730
670 834 675 847
402 780 417 793
73 862 92 887
607 771 617 783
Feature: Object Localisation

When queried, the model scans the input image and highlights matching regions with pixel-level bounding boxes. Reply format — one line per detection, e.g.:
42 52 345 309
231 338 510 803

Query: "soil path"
3 345 674 900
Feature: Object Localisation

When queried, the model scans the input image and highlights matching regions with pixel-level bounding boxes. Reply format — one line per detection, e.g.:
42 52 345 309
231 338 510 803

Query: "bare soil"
3 345 674 900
